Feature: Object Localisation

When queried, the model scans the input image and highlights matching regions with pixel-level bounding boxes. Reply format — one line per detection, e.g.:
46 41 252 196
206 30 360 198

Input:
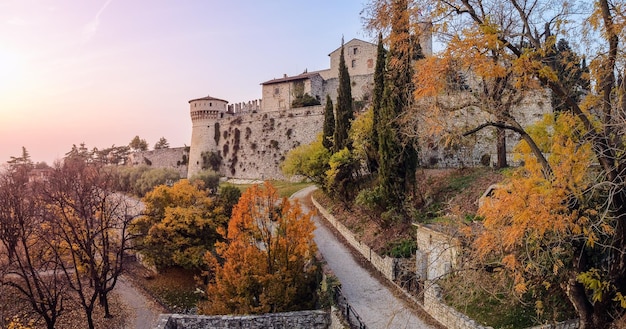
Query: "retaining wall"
311 196 397 281
154 310 330 329
312 194 580 329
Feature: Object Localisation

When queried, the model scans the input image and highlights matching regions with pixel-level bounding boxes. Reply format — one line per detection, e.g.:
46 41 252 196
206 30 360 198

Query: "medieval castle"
131 32 550 180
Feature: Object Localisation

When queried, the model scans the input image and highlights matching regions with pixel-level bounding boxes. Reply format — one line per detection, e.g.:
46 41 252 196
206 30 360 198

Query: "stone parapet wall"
127 147 189 177
311 196 397 281
227 99 262 114
526 320 580 329
423 282 580 329
154 310 330 329
423 282 494 329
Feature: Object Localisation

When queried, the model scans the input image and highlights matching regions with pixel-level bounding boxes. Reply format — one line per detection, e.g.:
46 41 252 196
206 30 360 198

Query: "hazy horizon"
0 1 367 164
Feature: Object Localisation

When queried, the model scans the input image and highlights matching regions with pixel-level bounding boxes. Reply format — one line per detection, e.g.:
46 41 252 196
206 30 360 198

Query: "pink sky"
0 1 366 164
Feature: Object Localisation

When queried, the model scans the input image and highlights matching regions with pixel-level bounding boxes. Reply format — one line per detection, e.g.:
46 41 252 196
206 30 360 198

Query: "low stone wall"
526 320 580 329
313 195 580 329
311 196 397 281
423 282 494 329
154 310 330 329
424 282 580 329
128 147 189 177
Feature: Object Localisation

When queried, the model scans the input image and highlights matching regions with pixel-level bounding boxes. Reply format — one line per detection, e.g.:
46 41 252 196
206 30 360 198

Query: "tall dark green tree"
370 32 386 173
377 0 418 213
333 37 353 153
322 95 335 150
549 39 587 113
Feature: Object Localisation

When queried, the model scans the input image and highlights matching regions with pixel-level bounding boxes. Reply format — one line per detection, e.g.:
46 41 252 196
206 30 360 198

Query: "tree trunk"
44 317 55 329
100 292 112 318
86 313 95 329
564 278 593 329
496 126 507 169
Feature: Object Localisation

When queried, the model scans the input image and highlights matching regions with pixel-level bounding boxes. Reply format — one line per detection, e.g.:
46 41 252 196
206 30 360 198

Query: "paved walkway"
115 275 167 329
292 186 436 329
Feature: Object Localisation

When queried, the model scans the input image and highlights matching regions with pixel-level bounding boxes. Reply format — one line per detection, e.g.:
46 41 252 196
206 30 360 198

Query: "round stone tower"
187 95 229 178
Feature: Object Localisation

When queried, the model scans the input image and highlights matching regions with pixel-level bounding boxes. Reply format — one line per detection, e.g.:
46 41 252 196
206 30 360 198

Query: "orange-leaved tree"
476 113 619 324
364 0 626 326
201 182 321 315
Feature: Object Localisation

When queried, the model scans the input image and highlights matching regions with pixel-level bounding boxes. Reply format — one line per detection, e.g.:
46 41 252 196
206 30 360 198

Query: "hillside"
314 167 504 255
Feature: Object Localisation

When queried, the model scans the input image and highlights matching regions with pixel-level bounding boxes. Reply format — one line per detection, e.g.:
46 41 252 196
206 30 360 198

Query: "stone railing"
311 196 397 281
154 310 330 329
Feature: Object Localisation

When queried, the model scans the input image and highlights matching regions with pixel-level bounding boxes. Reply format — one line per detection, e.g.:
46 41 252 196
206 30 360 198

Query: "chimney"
283 74 287 78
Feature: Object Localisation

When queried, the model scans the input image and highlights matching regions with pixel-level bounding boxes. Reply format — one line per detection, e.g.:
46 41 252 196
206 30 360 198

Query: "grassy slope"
220 180 312 198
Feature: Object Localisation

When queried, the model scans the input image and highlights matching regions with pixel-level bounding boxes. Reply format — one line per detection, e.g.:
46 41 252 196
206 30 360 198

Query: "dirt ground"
0 284 128 329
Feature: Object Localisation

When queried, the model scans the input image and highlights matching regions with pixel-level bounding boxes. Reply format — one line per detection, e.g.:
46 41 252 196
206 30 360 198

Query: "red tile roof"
260 72 321 85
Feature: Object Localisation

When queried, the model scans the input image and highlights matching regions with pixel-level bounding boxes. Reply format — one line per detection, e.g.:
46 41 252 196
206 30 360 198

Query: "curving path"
115 275 167 329
292 186 437 329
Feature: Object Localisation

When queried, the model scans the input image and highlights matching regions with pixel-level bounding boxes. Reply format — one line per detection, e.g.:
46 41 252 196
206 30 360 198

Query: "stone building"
260 38 378 112
185 29 550 180
187 38 380 179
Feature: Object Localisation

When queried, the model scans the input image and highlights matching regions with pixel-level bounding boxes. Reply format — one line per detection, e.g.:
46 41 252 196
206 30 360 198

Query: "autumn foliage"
200 182 320 315
133 179 228 270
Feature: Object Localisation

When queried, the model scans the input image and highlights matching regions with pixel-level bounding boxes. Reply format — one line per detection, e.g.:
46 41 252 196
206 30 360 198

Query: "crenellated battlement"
227 99 262 114
190 109 220 121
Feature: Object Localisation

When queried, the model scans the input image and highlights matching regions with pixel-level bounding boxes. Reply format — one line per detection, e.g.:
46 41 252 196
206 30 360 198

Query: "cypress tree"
322 95 335 150
550 39 585 113
370 32 386 172
333 37 353 153
378 0 418 212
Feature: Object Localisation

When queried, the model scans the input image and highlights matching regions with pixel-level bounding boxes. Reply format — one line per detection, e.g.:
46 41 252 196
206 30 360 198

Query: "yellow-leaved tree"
200 182 321 315
133 179 228 270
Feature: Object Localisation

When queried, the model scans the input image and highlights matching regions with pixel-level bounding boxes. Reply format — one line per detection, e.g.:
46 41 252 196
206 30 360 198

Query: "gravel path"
292 186 437 329
115 275 167 329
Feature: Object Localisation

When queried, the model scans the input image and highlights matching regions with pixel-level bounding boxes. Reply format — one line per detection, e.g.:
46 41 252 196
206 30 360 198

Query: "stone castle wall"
227 99 261 114
185 88 550 180
188 106 325 180
419 90 551 168
127 147 189 177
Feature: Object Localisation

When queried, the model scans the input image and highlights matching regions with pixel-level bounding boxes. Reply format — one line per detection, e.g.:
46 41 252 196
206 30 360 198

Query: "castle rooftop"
260 72 321 85
188 95 228 103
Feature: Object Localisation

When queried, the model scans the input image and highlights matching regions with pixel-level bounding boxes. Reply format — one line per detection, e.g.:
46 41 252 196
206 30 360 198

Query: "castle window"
274 87 280 95
210 102 212 107
353 47 358 55
367 59 373 68
351 59 356 68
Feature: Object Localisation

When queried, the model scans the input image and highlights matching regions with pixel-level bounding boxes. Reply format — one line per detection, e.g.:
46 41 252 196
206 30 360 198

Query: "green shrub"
189 170 221 194
291 93 321 108
355 186 384 212
134 167 181 196
385 238 417 258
